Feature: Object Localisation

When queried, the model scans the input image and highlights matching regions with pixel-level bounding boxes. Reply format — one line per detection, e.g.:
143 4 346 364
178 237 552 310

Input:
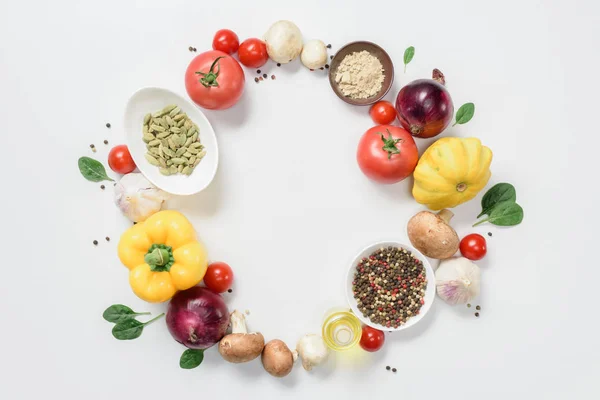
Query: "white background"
0 0 598 398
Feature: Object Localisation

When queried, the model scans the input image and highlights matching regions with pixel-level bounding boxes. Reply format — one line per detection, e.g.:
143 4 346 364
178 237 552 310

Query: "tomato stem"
377 129 403 160
195 56 224 88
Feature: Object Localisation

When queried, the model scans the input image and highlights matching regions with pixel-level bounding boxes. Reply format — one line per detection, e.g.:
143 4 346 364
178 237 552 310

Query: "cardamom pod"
170 127 181 133
184 136 194 147
165 116 174 126
187 146 200 154
149 147 160 156
171 158 186 165
190 142 203 149
168 138 177 150
158 157 167 168
142 133 155 143
177 164 184 173
175 147 186 157
166 159 173 166
169 165 178 174
143 113 151 125
188 156 196 165
156 131 171 139
148 139 161 147
169 107 181 117
187 126 196 137
163 147 176 157
173 113 186 122
182 166 192 175
191 132 198 142
184 152 192 158
159 167 171 176
145 153 160 166
150 124 165 133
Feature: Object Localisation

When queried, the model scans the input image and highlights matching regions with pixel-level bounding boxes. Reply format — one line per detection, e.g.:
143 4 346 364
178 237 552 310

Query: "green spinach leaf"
111 313 164 341
180 349 204 369
473 201 523 227
453 103 475 126
102 304 151 324
478 183 517 218
78 156 114 182
403 46 415 73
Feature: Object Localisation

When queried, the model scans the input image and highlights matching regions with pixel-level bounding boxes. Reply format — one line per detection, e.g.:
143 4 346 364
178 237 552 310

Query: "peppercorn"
310 69 314 71
386 366 391 370
193 48 197 52
325 64 330 69
188 46 193 51
327 44 332 48
104 140 108 145
257 69 261 74
100 185 105 190
105 236 110 242
89 144 95 149
330 55 334 60
467 304 471 308
319 67 324 70
392 368 397 373
254 77 259 83
277 63 281 67
271 75 276 80
263 73 267 78
488 232 492 237
105 123 111 128
227 289 232 293
93 240 98 246
476 305 481 310
259 77 263 81
475 312 480 317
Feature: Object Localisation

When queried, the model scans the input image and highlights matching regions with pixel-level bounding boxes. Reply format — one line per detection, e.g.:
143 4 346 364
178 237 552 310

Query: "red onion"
395 79 454 138
166 287 230 349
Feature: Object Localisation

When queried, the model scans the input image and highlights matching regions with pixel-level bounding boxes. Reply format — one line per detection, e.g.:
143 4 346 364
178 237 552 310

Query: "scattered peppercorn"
277 63 281 67
467 303 471 308
310 69 314 72
263 73 267 78
476 305 481 310
259 77 263 81
193 48 197 52
89 144 95 149
327 44 332 49
104 140 108 145
257 69 261 74
92 148 97 153
105 236 110 242
105 123 111 128
254 77 259 83
325 64 330 69
227 289 233 293
352 246 427 328
319 67 324 70
330 55 334 60
100 185 105 190
386 366 391 370
392 368 397 373
188 46 193 51
93 240 98 246
271 75 276 80
488 232 492 237
475 312 480 317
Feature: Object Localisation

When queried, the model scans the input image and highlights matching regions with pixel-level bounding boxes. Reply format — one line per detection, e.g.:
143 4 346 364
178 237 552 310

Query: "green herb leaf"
112 319 144 340
473 201 523 227
180 349 204 369
453 103 475 126
78 157 114 182
110 313 165 340
478 183 517 218
102 304 151 324
403 46 415 73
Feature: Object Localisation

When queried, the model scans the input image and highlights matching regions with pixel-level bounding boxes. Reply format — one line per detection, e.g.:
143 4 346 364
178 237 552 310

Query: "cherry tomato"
212 29 239 55
369 101 397 125
203 262 234 293
357 125 419 184
359 325 385 352
108 145 136 174
185 50 245 110
460 234 487 260
238 38 268 68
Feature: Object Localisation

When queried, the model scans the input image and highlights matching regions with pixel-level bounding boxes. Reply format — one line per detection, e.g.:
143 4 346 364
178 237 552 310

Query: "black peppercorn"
392 368 397 373
105 123 111 128
277 63 281 67
263 73 267 78
93 240 98 246
227 289 232 293
476 305 481 310
257 69 261 74
89 144 95 149
100 185 105 190
386 366 391 371
330 55 333 60
105 236 110 242
254 77 259 83
325 64 329 69
475 312 480 317
327 44 332 48
488 232 492 237
104 140 108 145
188 46 193 51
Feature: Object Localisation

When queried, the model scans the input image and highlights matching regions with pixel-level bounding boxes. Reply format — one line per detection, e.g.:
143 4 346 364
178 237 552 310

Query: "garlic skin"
300 39 327 69
435 257 481 305
296 334 329 371
114 173 169 222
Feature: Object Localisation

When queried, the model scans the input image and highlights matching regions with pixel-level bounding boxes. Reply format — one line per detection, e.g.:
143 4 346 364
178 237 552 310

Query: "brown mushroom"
407 209 459 259
218 310 264 363
261 339 297 377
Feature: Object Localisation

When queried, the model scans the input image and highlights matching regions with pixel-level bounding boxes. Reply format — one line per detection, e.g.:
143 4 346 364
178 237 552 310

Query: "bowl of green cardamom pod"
123 87 219 195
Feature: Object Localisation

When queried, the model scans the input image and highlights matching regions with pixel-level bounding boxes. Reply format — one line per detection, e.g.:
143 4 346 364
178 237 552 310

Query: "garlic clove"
435 257 481 305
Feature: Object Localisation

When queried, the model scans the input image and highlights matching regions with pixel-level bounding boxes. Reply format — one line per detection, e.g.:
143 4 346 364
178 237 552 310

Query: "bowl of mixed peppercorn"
346 242 435 331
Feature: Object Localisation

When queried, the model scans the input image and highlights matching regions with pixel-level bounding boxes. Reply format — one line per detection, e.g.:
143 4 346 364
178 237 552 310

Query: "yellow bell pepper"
117 210 208 303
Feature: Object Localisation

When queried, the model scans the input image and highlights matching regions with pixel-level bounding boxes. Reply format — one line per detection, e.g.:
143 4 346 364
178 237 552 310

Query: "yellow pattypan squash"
413 137 493 210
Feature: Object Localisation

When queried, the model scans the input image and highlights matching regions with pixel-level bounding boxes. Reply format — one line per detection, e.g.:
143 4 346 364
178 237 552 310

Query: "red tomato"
108 145 136 174
369 101 397 125
460 234 487 260
185 50 245 110
212 29 239 55
357 125 418 184
238 38 268 68
204 262 234 293
359 325 385 352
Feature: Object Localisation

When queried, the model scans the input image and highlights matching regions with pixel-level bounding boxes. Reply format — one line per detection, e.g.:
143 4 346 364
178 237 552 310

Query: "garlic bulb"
114 173 169 222
296 334 329 371
435 257 481 305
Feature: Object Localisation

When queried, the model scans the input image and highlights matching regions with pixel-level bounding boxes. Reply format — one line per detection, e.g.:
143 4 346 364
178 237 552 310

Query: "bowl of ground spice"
346 242 436 331
329 41 394 106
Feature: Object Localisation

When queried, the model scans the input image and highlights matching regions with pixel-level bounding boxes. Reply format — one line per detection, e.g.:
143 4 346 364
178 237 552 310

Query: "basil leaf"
78 156 114 182
453 103 475 126
112 319 144 340
403 46 415 73
102 304 150 324
478 183 517 218
474 201 523 227
180 349 204 369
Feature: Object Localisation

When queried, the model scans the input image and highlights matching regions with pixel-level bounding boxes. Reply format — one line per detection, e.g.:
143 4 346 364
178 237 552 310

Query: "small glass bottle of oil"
322 308 362 351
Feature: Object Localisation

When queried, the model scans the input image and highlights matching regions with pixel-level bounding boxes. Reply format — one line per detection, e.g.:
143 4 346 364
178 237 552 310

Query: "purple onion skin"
395 79 454 139
166 287 230 349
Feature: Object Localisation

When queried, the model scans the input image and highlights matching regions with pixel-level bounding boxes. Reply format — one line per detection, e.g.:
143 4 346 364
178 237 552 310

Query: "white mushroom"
296 334 329 371
263 20 303 64
300 39 328 69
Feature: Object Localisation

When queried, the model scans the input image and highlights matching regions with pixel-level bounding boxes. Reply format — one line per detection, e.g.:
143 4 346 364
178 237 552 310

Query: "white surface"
0 0 598 399
346 241 435 332
124 87 218 195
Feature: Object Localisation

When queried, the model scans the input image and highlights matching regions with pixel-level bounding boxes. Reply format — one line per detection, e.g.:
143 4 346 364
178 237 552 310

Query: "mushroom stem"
437 209 454 224
230 310 247 334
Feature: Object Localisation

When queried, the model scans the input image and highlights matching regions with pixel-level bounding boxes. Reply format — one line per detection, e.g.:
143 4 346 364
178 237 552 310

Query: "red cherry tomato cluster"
212 29 268 68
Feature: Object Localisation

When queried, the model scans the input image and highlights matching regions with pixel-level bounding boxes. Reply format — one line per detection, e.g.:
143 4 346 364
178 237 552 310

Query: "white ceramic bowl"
123 87 218 195
346 241 436 332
